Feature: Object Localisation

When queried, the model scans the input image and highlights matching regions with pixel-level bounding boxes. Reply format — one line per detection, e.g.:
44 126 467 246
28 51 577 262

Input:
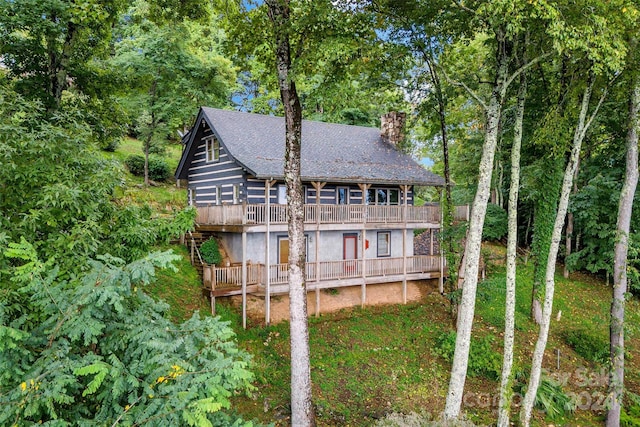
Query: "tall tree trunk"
47 20 77 108
144 81 158 187
563 157 580 278
427 57 452 213
606 72 640 427
144 132 151 187
521 72 606 426
531 57 571 319
498 60 527 427
425 54 458 315
443 32 511 419
530 158 563 324
266 1 315 425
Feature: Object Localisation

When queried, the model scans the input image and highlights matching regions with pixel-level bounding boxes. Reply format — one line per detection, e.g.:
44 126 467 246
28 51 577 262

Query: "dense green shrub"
101 137 120 152
201 238 223 265
622 406 640 427
622 394 640 427
482 203 508 241
563 328 609 364
124 154 145 176
124 154 171 181
433 331 501 379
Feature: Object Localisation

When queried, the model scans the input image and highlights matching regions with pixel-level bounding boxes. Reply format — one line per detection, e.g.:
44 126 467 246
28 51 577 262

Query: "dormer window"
206 137 219 162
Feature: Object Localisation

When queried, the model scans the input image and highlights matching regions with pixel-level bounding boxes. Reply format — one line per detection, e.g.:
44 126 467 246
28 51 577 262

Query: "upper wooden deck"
195 203 469 227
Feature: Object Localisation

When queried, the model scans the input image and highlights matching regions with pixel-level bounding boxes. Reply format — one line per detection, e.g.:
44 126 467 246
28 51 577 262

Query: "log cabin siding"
188 126 250 206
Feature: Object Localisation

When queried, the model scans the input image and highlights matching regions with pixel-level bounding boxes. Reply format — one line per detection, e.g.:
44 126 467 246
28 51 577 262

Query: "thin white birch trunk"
520 73 606 426
266 1 315 425
606 72 639 427
497 64 527 427
443 35 509 419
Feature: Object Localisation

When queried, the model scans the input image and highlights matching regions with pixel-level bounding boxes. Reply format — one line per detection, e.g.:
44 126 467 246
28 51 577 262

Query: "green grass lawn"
104 137 186 213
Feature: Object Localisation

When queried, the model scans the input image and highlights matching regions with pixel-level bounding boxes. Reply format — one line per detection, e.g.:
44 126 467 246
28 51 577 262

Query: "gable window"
337 187 349 205
205 137 220 163
377 231 391 257
366 188 401 205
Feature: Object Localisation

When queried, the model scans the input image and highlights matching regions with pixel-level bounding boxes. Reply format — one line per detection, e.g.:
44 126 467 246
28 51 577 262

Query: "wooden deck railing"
205 255 441 288
196 204 468 226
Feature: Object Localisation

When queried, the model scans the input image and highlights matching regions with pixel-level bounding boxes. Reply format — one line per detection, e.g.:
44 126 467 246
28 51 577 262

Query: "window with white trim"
188 188 196 206
205 137 220 162
377 231 391 257
233 184 241 204
215 186 221 205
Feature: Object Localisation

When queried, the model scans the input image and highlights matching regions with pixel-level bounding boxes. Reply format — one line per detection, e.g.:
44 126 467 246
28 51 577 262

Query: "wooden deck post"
242 230 247 329
358 183 370 309
361 228 367 308
402 185 409 304
265 180 276 325
312 181 324 317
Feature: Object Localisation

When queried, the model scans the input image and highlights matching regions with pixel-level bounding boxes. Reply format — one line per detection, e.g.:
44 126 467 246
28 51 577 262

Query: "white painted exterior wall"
217 229 414 265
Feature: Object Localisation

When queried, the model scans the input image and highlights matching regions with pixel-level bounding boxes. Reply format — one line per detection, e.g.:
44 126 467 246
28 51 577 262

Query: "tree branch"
581 75 619 140
503 51 552 91
439 64 488 111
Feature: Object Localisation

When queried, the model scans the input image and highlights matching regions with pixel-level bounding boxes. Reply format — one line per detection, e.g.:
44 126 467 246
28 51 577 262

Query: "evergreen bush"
124 154 171 181
148 157 170 181
201 238 223 265
101 137 120 152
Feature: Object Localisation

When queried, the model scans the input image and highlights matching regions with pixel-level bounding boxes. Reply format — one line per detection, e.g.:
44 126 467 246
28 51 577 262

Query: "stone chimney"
380 111 406 146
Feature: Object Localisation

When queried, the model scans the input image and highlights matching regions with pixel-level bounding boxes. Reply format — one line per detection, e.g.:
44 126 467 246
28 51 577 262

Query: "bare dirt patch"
228 279 440 324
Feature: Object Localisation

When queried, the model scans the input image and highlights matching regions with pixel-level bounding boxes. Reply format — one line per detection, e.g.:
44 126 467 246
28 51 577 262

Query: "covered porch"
195 203 469 227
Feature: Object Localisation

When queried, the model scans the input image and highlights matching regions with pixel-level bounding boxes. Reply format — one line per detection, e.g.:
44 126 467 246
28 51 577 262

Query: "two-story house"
175 107 468 326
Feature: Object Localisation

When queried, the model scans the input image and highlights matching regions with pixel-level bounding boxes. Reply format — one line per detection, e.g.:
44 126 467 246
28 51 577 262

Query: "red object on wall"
365 239 369 249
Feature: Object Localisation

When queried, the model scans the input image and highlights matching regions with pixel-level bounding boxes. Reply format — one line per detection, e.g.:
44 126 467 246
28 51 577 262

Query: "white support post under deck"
358 183 370 308
312 182 325 317
265 180 275 325
402 185 409 304
242 230 247 329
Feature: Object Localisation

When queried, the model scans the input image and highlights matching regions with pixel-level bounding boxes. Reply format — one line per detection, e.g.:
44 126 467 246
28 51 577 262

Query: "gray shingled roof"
176 107 444 186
